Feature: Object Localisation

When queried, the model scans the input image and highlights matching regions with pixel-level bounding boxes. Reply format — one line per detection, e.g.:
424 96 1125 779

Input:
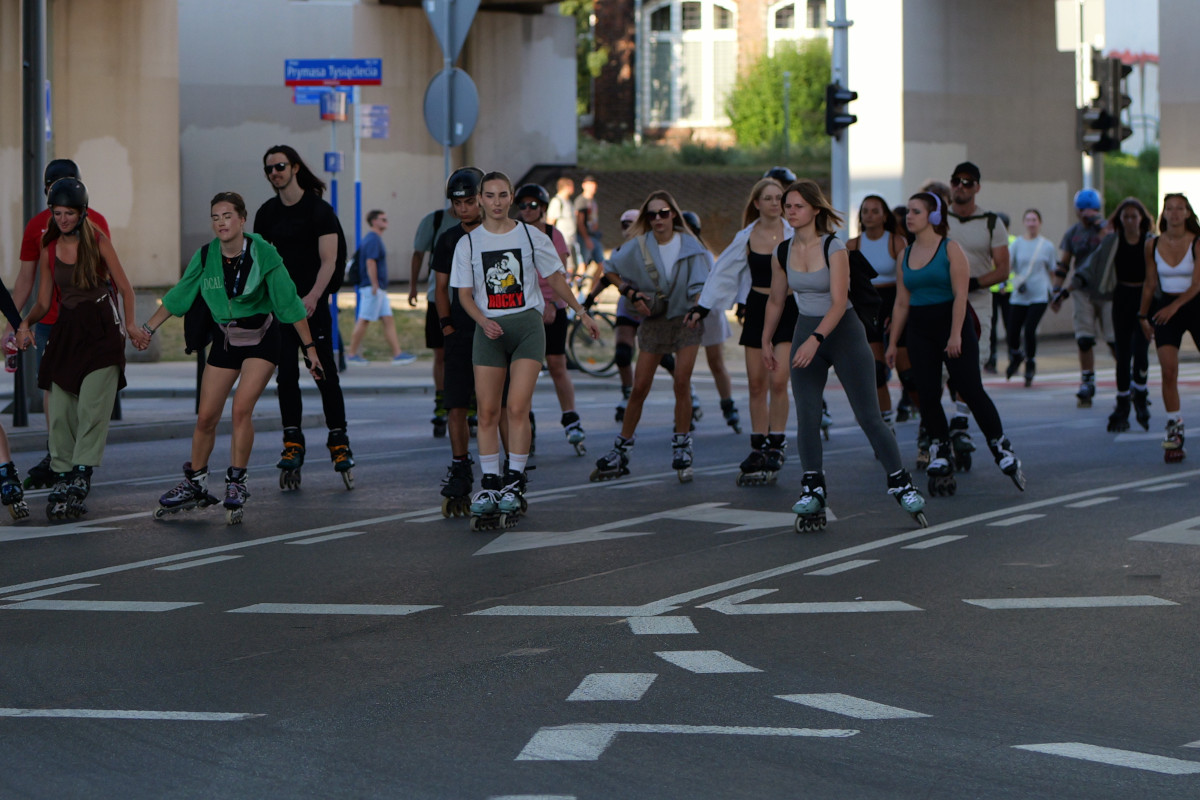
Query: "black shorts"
425 304 444 349
443 322 476 410
1153 293 1200 350
545 307 569 356
739 290 798 348
207 318 282 370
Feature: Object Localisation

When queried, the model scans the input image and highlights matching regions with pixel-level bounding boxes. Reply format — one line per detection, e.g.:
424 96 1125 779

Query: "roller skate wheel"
8 502 29 520
574 443 587 456
469 515 482 532
279 469 301 491
441 497 455 518
955 453 972 472
677 468 694 483
499 513 517 529
341 469 355 490
913 511 928 528
153 506 172 520
226 507 243 525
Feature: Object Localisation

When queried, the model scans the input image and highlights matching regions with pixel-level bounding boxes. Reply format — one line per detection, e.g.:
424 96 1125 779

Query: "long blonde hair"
42 215 105 290
626 190 696 240
742 178 784 227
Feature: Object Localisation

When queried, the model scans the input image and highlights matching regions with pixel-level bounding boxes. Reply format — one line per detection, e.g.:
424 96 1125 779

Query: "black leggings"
906 301 1004 442
1111 284 1150 392
1006 302 1048 361
277 299 347 432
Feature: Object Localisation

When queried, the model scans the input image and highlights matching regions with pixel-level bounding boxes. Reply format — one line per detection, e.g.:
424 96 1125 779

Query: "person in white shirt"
1004 209 1055 386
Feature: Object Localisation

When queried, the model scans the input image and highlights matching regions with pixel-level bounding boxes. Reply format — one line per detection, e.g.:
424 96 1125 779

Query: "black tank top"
748 249 774 289
1114 233 1146 283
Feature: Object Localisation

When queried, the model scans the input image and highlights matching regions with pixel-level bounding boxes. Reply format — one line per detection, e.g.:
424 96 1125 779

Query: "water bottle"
4 333 18 373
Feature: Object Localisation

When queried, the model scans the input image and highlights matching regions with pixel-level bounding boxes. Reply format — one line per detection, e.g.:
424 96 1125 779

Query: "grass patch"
578 134 829 176
1104 148 1159 217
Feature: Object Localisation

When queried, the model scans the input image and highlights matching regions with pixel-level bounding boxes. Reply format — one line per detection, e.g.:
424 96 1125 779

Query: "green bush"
725 40 831 150
1104 148 1159 218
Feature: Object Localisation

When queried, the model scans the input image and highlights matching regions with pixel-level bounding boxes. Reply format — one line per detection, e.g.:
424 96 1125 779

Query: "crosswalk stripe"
1014 742 1200 774
655 650 760 673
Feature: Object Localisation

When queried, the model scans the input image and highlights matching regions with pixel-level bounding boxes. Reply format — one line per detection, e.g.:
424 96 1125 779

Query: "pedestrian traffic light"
825 82 857 139
1101 55 1134 147
1077 51 1133 153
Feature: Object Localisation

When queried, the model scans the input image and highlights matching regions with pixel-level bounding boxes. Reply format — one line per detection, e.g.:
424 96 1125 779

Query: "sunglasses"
263 162 289 175
950 177 977 188
620 220 634 229
647 209 673 220
517 201 541 210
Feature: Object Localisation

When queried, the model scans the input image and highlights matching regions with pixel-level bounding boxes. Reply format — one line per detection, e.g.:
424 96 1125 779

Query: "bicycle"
567 294 618 376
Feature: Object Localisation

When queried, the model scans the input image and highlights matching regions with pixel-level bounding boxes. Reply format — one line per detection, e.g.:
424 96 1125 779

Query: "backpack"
344 249 361 287
825 236 882 329
325 215 348 294
183 243 214 354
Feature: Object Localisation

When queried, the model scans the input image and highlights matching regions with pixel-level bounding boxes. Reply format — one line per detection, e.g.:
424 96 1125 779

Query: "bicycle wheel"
569 310 618 376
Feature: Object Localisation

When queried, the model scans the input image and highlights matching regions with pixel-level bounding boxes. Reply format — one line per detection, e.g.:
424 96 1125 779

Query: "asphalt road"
1 364 1199 799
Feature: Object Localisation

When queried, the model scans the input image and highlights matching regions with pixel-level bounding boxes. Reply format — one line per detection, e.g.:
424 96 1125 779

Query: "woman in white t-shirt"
1004 209 1055 385
450 172 599 525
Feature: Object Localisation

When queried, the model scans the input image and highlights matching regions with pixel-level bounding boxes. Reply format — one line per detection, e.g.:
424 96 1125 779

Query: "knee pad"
898 369 916 393
875 360 890 389
614 342 633 368
660 353 677 372
1076 335 1095 353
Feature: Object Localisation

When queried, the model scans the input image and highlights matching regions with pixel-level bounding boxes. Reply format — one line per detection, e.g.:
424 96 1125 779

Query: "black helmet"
764 166 796 185
43 159 80 192
514 183 550 207
47 177 88 211
445 167 484 200
681 211 702 234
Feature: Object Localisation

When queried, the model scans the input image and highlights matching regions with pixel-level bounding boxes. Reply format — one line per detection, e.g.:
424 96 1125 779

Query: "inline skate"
915 424 932 471
949 415 974 471
431 390 447 438
820 400 832 440
1163 419 1186 463
224 467 249 525
66 466 91 519
1076 370 1096 408
277 428 305 491
1004 349 1024 381
764 433 787 475
496 468 529 527
691 389 703 425
469 474 505 532
327 428 355 489
1023 358 1037 388
562 411 586 456
1131 387 1152 431
721 398 741 434
0 461 29 520
46 473 71 521
988 436 1026 490
792 471 827 533
591 436 633 482
1107 394 1131 433
440 456 474 517
736 434 772 486
672 432 694 483
154 462 220 520
887 468 928 528
23 452 55 490
615 385 632 423
926 441 956 496
894 395 913 423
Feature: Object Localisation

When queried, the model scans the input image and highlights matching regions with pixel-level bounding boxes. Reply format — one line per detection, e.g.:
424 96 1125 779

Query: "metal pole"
1078 1 1094 191
443 0 454 185
354 86 362 251
17 0 48 429
782 71 791 163
829 0 851 226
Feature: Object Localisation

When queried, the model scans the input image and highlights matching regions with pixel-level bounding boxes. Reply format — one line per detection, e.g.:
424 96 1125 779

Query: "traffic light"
825 82 857 139
1077 51 1133 153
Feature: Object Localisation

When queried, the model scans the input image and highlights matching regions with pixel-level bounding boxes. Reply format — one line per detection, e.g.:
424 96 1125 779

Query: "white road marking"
700 589 921 615
1065 497 1118 508
287 531 366 545
227 603 439 616
0 600 200 612
0 708 263 721
1131 515 1200 546
776 693 931 720
987 514 1046 527
1114 432 1169 443
1138 482 1187 492
488 795 576 800
515 723 857 761
1013 742 1200 774
655 650 761 673
627 616 697 635
0 512 146 543
2 583 98 600
155 555 242 571
566 673 657 702
964 595 1178 610
805 559 877 576
472 604 677 617
1184 740 1200 749
902 535 966 550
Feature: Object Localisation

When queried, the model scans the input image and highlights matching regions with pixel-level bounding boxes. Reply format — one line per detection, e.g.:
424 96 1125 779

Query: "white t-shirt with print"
450 222 564 319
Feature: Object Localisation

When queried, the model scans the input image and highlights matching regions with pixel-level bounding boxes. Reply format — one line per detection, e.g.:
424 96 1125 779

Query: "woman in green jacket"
142 191 322 523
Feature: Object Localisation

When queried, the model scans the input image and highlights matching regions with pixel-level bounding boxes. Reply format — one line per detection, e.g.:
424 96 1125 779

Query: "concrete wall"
1157 0 1200 204
178 0 576 273
0 0 22 286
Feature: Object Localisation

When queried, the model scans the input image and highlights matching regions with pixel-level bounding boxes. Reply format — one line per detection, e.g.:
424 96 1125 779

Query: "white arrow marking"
0 512 146 543
0 708 263 721
0 600 199 612
655 650 761 673
777 693 931 720
964 596 1177 610
567 673 657 702
1131 515 1200 546
515 723 857 761
470 603 679 617
699 589 922 615
1013 743 1200 774
227 603 440 616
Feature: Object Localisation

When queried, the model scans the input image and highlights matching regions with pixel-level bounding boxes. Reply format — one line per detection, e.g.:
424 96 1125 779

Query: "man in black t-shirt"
255 144 354 484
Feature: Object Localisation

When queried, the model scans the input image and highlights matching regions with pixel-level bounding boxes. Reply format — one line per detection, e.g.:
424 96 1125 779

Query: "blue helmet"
1074 188 1102 212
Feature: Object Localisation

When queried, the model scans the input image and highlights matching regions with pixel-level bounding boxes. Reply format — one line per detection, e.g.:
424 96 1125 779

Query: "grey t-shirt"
785 235 852 316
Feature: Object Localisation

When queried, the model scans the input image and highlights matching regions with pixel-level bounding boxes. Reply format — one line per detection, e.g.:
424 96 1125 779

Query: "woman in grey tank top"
761 180 927 531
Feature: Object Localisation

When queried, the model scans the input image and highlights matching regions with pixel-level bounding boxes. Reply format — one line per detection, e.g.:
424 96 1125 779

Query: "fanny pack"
636 235 679 319
219 313 273 348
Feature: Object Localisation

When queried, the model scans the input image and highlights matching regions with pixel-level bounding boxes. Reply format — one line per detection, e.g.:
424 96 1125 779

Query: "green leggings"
49 366 120 473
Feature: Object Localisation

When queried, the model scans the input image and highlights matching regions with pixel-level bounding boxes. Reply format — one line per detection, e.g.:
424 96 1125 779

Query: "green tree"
726 40 830 150
560 0 609 118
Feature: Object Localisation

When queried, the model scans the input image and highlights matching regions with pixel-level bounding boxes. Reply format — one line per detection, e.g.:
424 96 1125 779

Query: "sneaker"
391 352 417 365
345 354 369 364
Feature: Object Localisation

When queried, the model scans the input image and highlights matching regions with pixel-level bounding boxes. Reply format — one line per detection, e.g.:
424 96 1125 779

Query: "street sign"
423 68 478 148
324 152 344 173
284 58 382 86
293 86 352 106
358 104 391 139
423 0 480 64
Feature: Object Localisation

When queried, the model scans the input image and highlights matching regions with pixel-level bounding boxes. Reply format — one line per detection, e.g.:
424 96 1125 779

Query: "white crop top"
1156 237 1197 295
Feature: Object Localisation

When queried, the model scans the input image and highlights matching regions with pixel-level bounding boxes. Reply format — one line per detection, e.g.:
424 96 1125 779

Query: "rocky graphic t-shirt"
450 222 564 319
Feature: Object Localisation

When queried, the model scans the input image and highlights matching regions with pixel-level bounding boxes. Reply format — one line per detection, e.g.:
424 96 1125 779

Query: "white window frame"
767 0 829 56
641 0 737 129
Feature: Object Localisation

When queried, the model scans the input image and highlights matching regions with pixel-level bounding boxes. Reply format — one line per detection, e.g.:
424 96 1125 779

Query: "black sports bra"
748 250 774 289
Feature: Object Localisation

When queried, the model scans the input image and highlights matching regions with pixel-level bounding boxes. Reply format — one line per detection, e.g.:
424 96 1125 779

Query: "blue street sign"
324 152 344 173
294 86 353 106
285 58 382 86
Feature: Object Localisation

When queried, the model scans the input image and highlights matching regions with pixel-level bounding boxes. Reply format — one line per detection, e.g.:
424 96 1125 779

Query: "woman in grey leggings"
762 180 927 531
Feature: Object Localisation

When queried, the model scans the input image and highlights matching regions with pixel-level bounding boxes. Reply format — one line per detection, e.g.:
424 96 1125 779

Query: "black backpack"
325 215 348 294
344 250 361 287
183 244 214 354
826 235 882 330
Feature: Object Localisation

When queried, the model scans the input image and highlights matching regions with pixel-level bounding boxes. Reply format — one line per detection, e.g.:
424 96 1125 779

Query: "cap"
952 161 981 182
620 209 640 224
